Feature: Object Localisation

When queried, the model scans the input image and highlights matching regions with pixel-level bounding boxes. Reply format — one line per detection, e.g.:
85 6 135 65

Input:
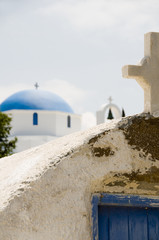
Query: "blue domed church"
0 88 81 152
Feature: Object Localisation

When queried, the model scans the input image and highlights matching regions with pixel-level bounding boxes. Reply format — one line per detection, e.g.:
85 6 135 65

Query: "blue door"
98 205 159 240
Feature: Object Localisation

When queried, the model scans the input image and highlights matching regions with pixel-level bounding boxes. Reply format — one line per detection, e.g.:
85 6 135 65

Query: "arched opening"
96 103 122 125
67 115 71 128
33 113 38 125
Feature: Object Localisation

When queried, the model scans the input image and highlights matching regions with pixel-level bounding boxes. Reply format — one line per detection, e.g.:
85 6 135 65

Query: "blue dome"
0 89 74 113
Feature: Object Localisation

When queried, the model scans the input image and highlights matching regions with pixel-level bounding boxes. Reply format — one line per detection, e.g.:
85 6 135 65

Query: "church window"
33 113 38 125
67 115 71 128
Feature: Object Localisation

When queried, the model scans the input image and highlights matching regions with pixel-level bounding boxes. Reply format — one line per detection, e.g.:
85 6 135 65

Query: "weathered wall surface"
0 114 159 240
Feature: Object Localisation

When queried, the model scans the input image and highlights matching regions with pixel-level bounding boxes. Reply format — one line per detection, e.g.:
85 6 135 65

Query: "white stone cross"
122 32 159 114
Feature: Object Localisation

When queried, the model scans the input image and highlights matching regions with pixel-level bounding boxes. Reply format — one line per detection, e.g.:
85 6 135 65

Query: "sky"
1 0 159 129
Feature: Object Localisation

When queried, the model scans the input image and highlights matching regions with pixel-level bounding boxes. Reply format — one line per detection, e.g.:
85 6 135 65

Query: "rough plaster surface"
1 114 159 239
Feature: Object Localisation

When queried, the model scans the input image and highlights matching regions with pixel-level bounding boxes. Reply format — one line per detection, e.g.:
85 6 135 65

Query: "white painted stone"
122 32 159 114
0 114 158 240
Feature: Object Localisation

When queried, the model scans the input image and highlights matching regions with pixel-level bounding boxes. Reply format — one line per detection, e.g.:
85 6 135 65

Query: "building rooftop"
0 89 74 113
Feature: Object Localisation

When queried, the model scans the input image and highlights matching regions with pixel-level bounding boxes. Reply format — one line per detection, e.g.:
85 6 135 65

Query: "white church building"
0 88 81 152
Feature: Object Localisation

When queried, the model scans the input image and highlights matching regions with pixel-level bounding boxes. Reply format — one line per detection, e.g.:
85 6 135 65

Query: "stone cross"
122 32 159 114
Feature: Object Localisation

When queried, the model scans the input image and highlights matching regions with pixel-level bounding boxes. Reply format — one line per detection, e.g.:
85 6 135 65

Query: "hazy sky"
1 0 159 127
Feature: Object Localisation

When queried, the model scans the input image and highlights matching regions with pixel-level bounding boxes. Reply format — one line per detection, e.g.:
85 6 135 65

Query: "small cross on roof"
34 82 39 90
108 96 113 104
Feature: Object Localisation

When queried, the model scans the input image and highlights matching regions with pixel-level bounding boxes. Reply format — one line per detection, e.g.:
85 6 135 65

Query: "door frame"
91 194 159 240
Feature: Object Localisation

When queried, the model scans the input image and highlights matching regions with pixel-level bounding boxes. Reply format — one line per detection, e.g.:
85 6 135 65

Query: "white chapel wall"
8 110 56 136
4 110 81 152
0 114 159 240
55 112 81 136
7 110 81 137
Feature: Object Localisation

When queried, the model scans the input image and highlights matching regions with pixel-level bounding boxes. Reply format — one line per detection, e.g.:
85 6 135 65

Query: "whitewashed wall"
55 112 81 136
0 114 159 240
5 110 81 152
7 110 81 136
